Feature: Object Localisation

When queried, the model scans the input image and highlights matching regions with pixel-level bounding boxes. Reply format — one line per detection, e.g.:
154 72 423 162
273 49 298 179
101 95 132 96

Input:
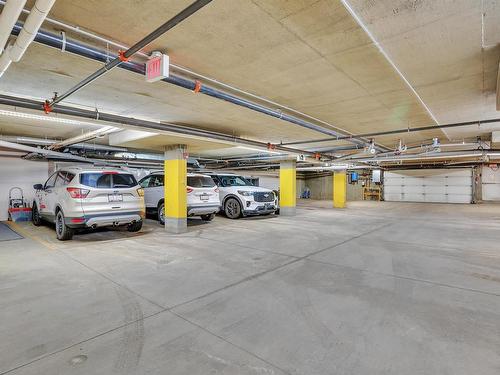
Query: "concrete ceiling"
0 0 499 160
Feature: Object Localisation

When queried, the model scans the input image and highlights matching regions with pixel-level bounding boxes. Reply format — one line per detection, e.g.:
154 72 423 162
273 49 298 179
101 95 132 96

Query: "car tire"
127 221 143 232
55 210 73 241
224 198 242 219
32 203 42 226
157 201 165 225
201 213 215 221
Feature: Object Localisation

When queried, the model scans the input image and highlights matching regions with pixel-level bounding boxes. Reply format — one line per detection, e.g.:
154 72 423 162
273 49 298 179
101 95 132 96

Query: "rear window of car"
187 175 216 188
79 173 137 188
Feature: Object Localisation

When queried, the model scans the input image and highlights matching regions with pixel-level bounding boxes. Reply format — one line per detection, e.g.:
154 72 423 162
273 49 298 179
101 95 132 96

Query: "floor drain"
69 354 88 365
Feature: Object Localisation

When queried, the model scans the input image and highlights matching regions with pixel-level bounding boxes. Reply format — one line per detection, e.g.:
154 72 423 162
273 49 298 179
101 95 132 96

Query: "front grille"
253 191 274 202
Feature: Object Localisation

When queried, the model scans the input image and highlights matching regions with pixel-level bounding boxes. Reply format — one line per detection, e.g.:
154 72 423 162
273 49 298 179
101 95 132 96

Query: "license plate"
108 194 123 202
200 194 209 201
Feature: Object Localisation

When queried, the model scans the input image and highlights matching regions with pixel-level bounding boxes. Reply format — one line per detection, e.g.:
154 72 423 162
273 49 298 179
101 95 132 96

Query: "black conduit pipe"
7 24 383 151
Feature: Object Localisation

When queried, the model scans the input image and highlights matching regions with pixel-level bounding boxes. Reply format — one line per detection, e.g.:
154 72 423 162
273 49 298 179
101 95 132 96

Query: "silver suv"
32 167 145 240
139 172 220 224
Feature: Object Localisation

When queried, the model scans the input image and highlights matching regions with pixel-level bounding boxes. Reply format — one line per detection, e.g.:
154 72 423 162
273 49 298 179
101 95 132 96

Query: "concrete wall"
481 165 500 201
304 174 363 201
0 157 49 221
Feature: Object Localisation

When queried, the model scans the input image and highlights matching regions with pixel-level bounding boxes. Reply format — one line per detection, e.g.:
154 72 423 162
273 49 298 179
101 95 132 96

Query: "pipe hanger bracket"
43 100 52 114
118 50 129 62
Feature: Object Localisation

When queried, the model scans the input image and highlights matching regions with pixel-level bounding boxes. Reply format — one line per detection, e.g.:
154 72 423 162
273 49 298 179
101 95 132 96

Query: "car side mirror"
33 184 43 190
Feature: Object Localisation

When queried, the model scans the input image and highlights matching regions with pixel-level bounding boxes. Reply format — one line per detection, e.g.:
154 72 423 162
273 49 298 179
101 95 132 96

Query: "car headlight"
237 190 254 197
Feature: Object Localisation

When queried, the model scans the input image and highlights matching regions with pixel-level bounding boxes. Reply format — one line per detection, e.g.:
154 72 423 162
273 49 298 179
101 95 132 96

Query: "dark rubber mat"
0 222 23 241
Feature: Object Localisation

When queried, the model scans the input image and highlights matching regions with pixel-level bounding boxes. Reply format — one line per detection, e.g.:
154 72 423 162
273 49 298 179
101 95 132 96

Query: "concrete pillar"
279 160 296 216
333 171 347 208
164 145 187 233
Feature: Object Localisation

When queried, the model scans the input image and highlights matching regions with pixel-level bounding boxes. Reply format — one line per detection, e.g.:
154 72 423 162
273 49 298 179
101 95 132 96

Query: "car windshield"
218 175 252 187
188 176 216 188
80 173 137 188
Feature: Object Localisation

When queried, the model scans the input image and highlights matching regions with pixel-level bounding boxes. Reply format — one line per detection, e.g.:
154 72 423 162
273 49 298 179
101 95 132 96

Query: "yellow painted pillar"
279 160 296 216
333 171 347 208
164 145 187 233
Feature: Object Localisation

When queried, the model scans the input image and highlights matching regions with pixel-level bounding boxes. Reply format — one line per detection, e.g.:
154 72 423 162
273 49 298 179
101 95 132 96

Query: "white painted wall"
481 165 500 201
0 157 49 221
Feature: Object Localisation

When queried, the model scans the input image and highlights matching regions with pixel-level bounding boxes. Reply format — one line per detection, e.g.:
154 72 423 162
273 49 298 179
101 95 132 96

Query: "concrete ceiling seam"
45 0 213 109
5 22 389 153
340 0 446 140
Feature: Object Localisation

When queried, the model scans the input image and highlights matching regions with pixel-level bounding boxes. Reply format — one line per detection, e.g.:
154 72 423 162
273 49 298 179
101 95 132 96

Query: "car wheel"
224 198 242 219
201 213 215 221
157 201 165 225
55 210 73 241
32 203 42 226
127 221 143 232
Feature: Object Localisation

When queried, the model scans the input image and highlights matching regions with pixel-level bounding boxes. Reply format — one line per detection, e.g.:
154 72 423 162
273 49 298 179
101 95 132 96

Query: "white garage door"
384 169 472 204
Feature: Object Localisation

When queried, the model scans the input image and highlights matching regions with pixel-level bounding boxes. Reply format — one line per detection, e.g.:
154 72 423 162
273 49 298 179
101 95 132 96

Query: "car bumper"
187 204 220 216
65 211 143 228
243 204 277 216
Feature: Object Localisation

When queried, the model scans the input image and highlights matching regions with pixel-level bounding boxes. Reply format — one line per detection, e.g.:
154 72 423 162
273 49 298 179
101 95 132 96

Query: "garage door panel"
447 185 472 195
425 194 447 203
384 193 403 201
403 177 423 186
384 169 472 204
425 185 446 194
403 193 425 202
384 178 404 186
447 176 472 185
424 177 447 186
384 185 402 194
482 184 500 200
404 185 423 194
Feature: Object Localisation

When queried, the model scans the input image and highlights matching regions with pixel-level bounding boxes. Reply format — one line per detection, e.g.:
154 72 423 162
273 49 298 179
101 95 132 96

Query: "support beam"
279 160 296 216
333 171 347 208
164 145 187 234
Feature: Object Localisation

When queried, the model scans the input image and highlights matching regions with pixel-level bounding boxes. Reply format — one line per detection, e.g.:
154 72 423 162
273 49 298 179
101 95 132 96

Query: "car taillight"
103 171 118 174
67 187 90 198
214 187 219 193
137 188 144 197
187 187 193 193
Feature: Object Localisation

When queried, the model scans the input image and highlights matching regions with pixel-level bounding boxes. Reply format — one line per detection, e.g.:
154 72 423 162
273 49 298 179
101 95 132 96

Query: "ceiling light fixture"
239 146 283 155
0 109 113 128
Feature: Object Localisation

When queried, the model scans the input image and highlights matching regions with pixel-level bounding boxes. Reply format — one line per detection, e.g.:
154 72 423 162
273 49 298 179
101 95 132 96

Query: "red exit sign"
146 53 169 82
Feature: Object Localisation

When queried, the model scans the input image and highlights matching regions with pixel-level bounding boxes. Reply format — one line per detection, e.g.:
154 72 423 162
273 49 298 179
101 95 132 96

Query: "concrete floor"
1 201 499 374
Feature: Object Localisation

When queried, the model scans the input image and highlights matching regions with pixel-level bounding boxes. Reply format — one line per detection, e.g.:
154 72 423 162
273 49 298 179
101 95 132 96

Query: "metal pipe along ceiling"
282 118 500 146
0 93 329 158
6 23 386 151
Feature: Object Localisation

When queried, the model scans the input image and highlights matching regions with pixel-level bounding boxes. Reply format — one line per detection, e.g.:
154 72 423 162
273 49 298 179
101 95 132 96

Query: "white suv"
32 167 145 240
139 172 220 224
209 173 278 219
